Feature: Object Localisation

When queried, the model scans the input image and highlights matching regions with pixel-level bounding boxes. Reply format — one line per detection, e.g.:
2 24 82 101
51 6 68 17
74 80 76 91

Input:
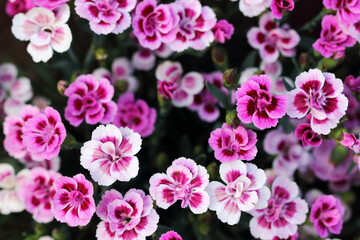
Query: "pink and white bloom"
149 157 210 214
51 174 96 227
96 188 159 240
132 0 178 50
33 0 70 10
160 231 183 240
236 74 287 130
249 176 309 240
295 123 322 147
18 167 61 223
19 154 61 172
206 161 270 225
3 105 40 160
156 61 204 107
212 20 235 43
313 15 356 59
22 106 66 161
5 0 34 17
270 0 295 19
64 74 117 127
310 195 345 238
287 69 348 135
80 124 142 186
155 43 173 58
74 0 136 35
11 4 72 63
239 0 271 18
112 93 157 138
247 13 300 63
131 49 156 71
264 128 312 176
323 0 360 25
93 57 139 93
168 0 217 52
208 123 258 163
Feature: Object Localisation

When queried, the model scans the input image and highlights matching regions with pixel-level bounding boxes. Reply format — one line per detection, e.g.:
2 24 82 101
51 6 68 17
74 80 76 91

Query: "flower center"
226 181 244 199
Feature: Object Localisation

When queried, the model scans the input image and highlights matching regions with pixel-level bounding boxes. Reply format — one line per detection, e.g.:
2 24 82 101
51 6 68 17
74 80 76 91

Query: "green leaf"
279 115 294 134
206 81 231 110
282 77 295 91
61 133 78 150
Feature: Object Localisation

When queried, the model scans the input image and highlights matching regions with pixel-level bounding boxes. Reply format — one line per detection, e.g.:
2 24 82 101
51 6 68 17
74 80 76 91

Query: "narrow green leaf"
206 81 231 110
240 50 257 70
282 77 295 91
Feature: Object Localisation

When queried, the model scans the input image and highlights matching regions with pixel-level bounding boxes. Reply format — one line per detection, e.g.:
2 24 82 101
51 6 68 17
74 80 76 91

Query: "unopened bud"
57 80 68 96
211 46 227 66
226 111 241 129
223 68 238 88
115 80 129 93
94 48 108 62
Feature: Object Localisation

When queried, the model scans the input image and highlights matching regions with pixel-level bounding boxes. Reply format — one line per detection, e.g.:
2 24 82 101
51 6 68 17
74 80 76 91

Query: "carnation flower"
206 161 270 225
168 0 217 52
51 174 96 227
270 0 295 19
64 74 117 127
310 195 345 238
149 157 210 214
22 106 66 161
18 167 61 223
295 123 322 147
212 20 235 43
132 0 178 50
74 0 136 35
323 0 360 24
80 124 142 186
239 0 271 18
5 0 34 17
112 93 157 138
208 123 258 162
249 176 309 239
313 15 356 59
287 69 348 135
236 74 287 130
160 231 183 240
11 5 72 62
131 48 156 71
33 0 70 10
96 189 159 240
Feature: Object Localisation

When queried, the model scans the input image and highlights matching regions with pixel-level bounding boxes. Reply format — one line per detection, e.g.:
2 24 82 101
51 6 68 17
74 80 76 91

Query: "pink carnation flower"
156 61 204 107
345 74 360 92
74 0 136 35
18 167 61 223
247 13 300 63
80 124 142 186
270 0 295 19
22 106 66 161
11 5 72 63
160 231 183 240
168 0 217 52
208 123 258 163
5 0 34 17
64 74 117 127
239 0 271 17
212 20 235 44
33 0 70 10
51 174 96 227
236 74 287 130
131 48 156 71
132 0 178 50
112 93 156 138
313 15 356 59
323 0 360 24
96 189 159 240
287 69 348 135
310 195 345 238
249 176 309 240
149 157 210 214
295 123 322 147
206 161 270 225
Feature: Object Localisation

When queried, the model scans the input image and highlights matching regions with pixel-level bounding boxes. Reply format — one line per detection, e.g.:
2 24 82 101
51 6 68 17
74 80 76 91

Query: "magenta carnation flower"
33 0 70 10
310 195 345 238
249 176 308 239
5 0 34 17
96 189 159 240
313 15 356 59
323 0 360 24
270 0 294 19
160 231 183 240
80 124 142 186
74 0 136 35
212 20 235 43
51 174 96 227
287 69 348 135
112 93 157 138
168 0 217 52
64 74 117 127
236 74 287 130
149 157 210 214
18 167 61 223
206 161 270 225
295 123 322 147
208 123 258 163
22 106 66 161
132 0 178 50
